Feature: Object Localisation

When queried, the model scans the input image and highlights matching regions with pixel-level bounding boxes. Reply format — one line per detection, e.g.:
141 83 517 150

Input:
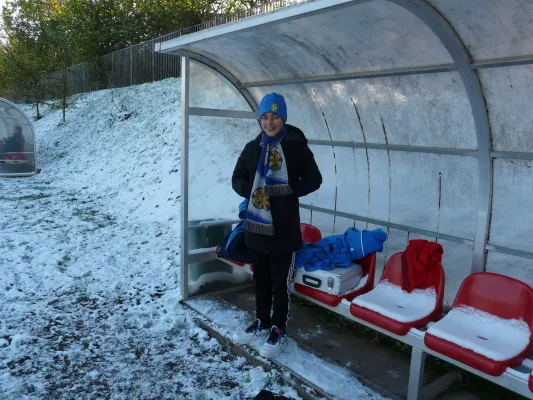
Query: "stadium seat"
350 251 445 335
300 222 322 243
424 272 533 376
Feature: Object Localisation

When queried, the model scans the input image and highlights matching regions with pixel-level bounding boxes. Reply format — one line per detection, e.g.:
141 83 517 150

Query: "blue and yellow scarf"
244 129 292 235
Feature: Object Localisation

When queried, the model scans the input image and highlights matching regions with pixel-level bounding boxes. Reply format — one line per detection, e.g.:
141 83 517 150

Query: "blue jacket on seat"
344 228 388 260
295 227 387 272
217 199 252 263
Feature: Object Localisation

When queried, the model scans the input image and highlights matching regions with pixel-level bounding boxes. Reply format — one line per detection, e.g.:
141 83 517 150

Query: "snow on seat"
425 272 533 376
350 252 444 335
427 306 530 362
294 253 376 307
352 281 436 322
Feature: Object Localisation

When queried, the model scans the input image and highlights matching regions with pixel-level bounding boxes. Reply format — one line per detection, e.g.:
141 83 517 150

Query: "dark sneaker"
259 325 287 358
232 319 270 344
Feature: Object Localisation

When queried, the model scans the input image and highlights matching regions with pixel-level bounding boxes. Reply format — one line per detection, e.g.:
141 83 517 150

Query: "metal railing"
45 0 312 98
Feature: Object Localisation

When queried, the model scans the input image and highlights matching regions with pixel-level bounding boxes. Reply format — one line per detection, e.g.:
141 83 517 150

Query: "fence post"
151 40 155 82
111 52 114 89
130 46 133 86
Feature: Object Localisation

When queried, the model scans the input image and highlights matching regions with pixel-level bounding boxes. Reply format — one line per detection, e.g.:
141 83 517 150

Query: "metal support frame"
419 371 462 400
299 203 474 246
407 348 426 400
310 140 533 162
189 107 257 119
177 52 259 301
485 243 533 261
387 0 493 274
0 159 35 164
471 54 533 70
158 0 373 52
307 140 478 157
188 246 218 263
239 55 533 89
180 56 191 301
176 49 259 114
240 64 457 88
0 172 36 178
490 151 533 161
301 203 533 261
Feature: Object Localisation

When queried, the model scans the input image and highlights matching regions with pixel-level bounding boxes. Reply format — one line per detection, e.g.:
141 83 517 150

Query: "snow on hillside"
0 77 384 399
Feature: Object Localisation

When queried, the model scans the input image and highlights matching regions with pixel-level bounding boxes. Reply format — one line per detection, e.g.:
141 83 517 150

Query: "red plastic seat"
4 146 25 161
294 253 376 306
300 223 322 243
529 372 533 393
350 252 445 335
215 246 245 267
424 272 533 376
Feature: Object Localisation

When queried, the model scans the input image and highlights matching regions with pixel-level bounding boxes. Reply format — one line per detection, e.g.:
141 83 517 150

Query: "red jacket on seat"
401 239 443 292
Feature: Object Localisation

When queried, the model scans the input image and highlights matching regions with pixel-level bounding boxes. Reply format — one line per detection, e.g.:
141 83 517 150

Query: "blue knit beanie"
258 93 287 122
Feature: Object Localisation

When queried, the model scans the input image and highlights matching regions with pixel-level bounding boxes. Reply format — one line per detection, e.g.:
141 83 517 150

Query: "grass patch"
76 295 90 303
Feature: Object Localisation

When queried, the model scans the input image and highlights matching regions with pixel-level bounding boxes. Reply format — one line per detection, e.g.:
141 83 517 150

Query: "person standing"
1 125 25 159
231 93 322 357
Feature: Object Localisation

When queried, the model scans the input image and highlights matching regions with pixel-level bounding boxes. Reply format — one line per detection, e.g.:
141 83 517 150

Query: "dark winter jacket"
1 133 25 156
232 124 322 254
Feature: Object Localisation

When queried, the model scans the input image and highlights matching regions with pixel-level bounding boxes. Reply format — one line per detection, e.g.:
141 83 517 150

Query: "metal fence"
49 0 312 98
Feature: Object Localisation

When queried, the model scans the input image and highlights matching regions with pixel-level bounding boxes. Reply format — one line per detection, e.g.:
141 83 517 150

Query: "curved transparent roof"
0 99 36 177
160 0 533 302
169 1 452 83
428 0 533 61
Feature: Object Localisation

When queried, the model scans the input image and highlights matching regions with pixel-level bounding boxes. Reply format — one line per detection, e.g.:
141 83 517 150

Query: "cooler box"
294 264 363 295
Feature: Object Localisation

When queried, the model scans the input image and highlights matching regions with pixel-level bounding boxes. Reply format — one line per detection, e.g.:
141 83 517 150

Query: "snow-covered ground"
0 78 384 399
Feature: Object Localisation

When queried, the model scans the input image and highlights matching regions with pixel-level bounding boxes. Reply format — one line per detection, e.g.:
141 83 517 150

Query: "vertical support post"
407 348 426 400
180 56 191 301
111 52 114 89
387 0 493 275
151 40 155 82
82 65 85 93
130 46 133 86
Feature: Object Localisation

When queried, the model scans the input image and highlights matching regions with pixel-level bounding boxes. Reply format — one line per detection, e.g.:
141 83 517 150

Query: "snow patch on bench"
352 281 436 322
427 306 531 361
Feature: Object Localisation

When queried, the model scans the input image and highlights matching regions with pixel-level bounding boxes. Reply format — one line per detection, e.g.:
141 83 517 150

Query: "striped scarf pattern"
244 129 292 235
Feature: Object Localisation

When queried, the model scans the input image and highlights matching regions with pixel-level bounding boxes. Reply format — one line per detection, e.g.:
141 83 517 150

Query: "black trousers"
251 250 294 330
